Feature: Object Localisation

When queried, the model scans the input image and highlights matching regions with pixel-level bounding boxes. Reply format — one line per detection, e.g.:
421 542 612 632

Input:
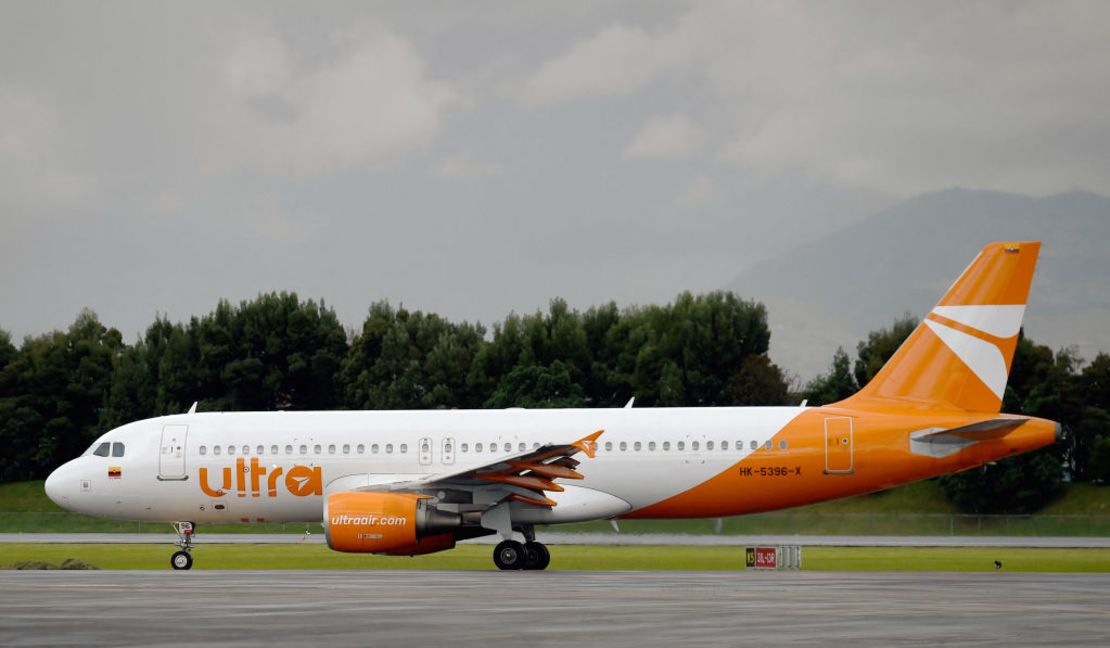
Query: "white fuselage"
45 407 803 525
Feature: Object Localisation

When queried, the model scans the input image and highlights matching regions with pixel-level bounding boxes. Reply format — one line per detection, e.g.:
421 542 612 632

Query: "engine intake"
325 491 460 555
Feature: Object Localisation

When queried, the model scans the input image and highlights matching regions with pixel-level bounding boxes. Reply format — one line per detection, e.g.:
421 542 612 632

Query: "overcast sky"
3 1 1109 368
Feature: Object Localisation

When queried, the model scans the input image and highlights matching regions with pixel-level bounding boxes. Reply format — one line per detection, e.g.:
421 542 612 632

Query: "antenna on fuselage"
187 401 198 414
624 397 635 409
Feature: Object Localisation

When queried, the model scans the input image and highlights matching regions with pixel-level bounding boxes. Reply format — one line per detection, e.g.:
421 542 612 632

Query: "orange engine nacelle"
325 492 460 555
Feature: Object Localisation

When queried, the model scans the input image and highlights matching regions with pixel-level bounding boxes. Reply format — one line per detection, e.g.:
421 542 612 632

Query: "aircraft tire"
493 540 526 570
171 550 193 570
524 541 550 570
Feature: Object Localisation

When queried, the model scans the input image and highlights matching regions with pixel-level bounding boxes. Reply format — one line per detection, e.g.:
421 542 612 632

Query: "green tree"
343 301 484 409
1071 353 1110 481
484 360 586 408
0 311 122 481
190 293 348 411
853 314 916 387
727 355 791 406
802 348 858 405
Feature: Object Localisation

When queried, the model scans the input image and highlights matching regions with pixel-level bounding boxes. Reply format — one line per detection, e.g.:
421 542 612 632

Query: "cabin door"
823 417 854 474
158 424 189 480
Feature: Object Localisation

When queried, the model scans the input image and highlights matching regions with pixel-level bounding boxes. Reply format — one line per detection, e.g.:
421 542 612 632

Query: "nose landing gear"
170 521 195 570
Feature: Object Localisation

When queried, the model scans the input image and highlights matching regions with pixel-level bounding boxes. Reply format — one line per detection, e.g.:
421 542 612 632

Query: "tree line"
0 291 787 483
0 292 1105 513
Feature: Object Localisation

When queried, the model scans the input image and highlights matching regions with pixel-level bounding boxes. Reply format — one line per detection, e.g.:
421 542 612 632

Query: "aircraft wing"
354 429 604 507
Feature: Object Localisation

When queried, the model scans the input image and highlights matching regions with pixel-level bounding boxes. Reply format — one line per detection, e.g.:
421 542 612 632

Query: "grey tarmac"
0 571 1107 647
2 532 1109 547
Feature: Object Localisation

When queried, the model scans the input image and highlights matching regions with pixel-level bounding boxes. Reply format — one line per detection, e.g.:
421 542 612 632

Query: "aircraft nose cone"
44 468 68 507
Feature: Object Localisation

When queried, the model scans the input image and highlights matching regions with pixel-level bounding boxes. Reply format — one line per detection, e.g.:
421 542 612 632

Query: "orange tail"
840 241 1041 413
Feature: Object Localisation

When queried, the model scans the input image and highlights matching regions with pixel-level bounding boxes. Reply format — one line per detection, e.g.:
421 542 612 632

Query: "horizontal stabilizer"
916 417 1029 444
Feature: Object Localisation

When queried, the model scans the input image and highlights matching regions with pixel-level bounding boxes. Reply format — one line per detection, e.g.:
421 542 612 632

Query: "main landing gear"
493 526 551 570
170 521 195 570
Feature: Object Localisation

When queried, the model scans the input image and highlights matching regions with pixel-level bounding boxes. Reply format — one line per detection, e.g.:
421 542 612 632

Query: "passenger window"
692 441 700 451
764 440 772 450
357 444 365 454
400 444 407 454
663 441 670 451
648 441 656 451
461 443 469 453
779 440 787 450
271 445 278 455
721 441 729 451
228 445 236 456
750 440 758 450
386 444 394 454
475 443 483 453
111 442 125 457
503 442 511 452
285 445 293 455
605 441 612 451
707 441 714 451
328 444 336 454
342 444 350 454
532 442 540 449
677 441 685 451
214 446 222 456
634 441 641 451
491 443 497 453
518 442 526 452
299 445 307 455
619 442 627 451
313 444 321 455
199 445 207 456
371 444 379 454
256 445 264 455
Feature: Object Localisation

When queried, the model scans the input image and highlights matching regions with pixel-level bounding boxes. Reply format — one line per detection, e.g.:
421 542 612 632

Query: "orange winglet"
509 493 558 507
572 429 604 459
477 473 565 493
510 461 584 480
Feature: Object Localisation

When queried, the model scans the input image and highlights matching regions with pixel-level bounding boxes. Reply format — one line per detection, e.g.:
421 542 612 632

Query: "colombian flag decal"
108 467 122 479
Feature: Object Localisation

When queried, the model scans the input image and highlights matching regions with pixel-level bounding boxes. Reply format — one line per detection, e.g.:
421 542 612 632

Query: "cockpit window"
111 442 125 457
92 442 110 457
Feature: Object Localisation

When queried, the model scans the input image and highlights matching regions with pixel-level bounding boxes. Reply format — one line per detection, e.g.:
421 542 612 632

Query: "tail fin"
840 241 1040 413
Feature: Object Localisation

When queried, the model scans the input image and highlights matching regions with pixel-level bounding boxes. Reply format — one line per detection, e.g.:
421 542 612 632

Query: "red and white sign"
754 546 777 569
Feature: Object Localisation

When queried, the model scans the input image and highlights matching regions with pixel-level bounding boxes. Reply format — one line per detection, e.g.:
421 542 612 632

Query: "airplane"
44 241 1058 570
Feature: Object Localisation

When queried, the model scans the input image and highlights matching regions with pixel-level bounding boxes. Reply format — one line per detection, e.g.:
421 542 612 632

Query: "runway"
2 532 1109 547
1 571 1107 647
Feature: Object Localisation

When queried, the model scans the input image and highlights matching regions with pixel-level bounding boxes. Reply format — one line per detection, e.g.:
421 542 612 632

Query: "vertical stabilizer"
840 241 1040 413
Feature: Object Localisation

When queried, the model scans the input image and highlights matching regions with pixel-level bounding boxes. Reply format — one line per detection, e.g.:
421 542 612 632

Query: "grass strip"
1 543 1107 572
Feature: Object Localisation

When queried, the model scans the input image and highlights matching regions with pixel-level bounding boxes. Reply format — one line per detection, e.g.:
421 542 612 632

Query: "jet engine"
324 491 461 555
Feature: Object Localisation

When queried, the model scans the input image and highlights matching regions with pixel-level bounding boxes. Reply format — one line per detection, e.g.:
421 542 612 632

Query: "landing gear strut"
493 526 550 570
170 521 195 570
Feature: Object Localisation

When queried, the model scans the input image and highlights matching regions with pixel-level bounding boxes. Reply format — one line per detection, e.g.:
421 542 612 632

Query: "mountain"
726 188 1110 381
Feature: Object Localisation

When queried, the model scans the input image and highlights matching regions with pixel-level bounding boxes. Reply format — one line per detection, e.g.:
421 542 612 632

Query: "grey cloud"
1 0 1107 370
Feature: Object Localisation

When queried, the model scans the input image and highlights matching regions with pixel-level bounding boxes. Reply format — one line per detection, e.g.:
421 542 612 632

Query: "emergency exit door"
158 424 189 480
823 417 854 474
